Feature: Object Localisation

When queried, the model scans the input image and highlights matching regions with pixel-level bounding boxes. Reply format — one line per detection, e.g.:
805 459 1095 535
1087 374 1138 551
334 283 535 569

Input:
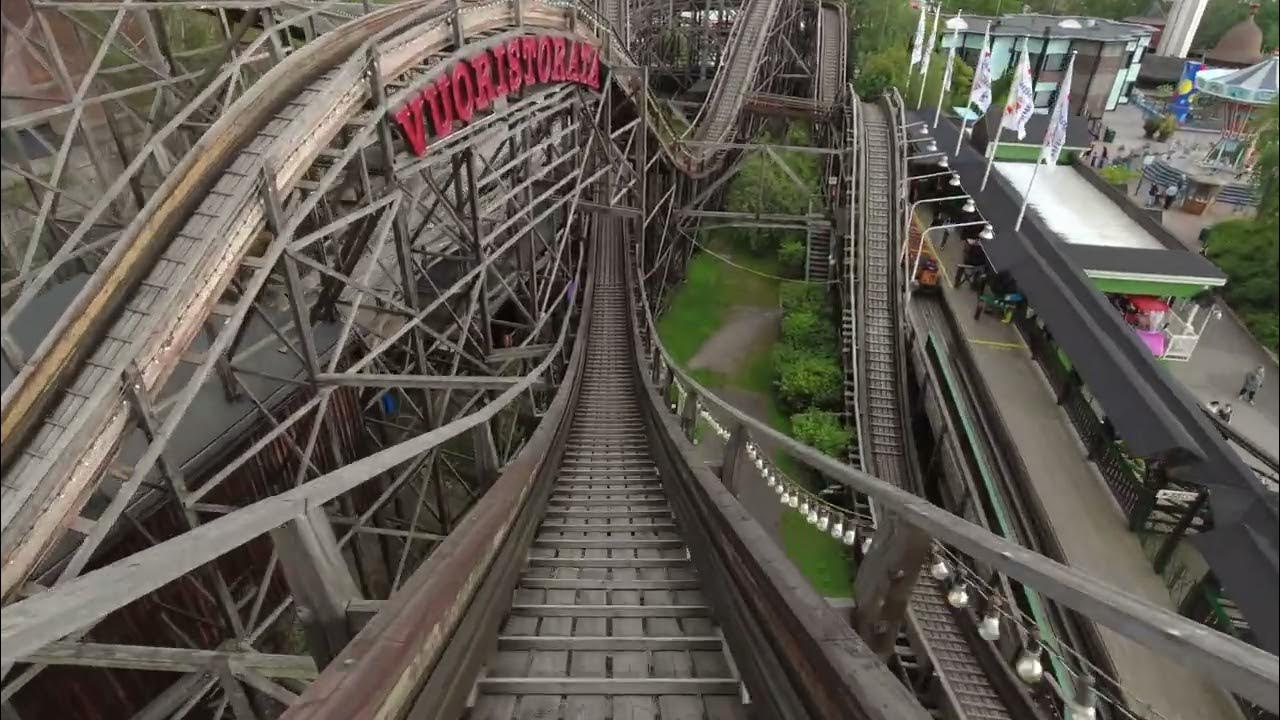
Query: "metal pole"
916 3 941 109
1014 160 1042 231
954 115 970 154
980 127 1003 191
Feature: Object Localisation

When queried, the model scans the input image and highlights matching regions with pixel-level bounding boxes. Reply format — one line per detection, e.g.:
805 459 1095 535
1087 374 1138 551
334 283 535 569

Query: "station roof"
1064 243 1227 291
995 162 1166 250
949 13 1154 42
992 162 1226 293
924 115 1280 654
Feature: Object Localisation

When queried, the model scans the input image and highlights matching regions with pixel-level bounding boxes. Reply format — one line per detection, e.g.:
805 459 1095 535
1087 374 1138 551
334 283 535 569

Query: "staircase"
806 221 833 282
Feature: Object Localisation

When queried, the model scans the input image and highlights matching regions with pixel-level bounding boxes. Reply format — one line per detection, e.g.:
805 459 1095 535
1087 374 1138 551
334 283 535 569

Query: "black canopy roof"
1064 244 1228 287
923 114 1280 653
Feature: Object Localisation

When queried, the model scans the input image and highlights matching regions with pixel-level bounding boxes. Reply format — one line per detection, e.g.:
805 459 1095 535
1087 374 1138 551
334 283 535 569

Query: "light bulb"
830 521 844 540
766 473 777 488
962 198 976 213
799 500 810 515
924 142 938 153
774 482 784 495
1067 674 1098 719
806 508 819 525
938 156 950 168
747 444 757 459
817 514 831 531
1014 642 1044 684
779 490 790 505
754 457 765 471
842 527 857 546
978 610 1001 641
788 494 800 509
861 536 873 553
929 555 950 581
946 581 970 608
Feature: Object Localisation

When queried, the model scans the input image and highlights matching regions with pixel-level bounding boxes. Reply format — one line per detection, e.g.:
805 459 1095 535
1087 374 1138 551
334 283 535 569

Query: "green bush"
1207 217 1280 352
779 238 807 278
1099 164 1140 186
780 282 827 314
790 410 852 458
775 348 843 411
781 309 827 348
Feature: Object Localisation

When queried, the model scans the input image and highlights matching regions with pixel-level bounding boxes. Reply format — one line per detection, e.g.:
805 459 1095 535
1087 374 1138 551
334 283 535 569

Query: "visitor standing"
1238 366 1265 405
1163 183 1179 209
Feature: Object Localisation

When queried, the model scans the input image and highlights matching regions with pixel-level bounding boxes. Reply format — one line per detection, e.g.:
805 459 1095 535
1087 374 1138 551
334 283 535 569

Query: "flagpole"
981 38 1031 191
917 3 942 108
1015 52 1076 231
934 13 960 128
981 129 1003 190
956 22 992 155
1014 160 1041 230
905 3 929 105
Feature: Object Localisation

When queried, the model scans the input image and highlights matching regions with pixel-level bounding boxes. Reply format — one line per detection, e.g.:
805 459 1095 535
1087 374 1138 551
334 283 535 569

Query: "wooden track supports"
719 423 749 496
852 516 931 658
270 506 363 668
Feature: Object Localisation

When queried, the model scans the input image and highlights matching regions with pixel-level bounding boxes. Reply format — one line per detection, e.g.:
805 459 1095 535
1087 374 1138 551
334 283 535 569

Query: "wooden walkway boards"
468 284 747 720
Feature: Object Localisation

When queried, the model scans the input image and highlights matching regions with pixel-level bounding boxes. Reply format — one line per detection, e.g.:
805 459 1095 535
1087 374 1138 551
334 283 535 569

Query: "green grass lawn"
657 240 853 598
657 240 779 364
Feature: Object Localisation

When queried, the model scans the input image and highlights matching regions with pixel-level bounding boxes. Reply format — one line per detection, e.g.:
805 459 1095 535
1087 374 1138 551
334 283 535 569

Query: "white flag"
940 24 959 98
967 24 994 115
909 4 929 66
1039 55 1075 165
918 5 942 88
1000 44 1036 140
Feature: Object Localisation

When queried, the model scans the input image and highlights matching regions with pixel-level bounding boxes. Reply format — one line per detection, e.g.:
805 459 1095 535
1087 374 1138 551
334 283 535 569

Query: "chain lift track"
465 234 751 719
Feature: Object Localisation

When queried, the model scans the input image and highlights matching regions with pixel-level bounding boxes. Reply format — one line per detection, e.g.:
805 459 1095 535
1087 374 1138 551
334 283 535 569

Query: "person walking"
1238 366 1265 405
1147 183 1160 207
1163 183 1179 209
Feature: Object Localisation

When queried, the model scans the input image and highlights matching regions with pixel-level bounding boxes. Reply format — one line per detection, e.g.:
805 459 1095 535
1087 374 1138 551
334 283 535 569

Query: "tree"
724 127 819 254
791 410 853 458
1253 101 1279 219
774 347 843 410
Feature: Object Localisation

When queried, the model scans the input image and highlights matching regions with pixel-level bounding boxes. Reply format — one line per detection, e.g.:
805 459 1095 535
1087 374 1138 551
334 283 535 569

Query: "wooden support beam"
20 642 317 679
270 506 362 669
852 516 932 658
719 423 750 496
314 372 539 391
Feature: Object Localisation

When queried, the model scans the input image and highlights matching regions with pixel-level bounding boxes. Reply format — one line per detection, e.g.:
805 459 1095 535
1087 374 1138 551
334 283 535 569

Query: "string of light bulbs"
680 390 878 548
929 543 1171 720
663 374 1161 720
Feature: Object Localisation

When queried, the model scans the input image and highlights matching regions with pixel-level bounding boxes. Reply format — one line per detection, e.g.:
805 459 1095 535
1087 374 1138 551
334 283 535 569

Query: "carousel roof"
1196 55 1279 105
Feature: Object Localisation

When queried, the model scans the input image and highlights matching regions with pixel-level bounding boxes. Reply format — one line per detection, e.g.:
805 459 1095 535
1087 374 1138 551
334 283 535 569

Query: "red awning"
1128 295 1170 313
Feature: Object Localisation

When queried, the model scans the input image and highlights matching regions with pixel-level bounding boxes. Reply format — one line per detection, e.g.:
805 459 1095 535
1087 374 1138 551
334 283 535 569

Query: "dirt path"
683 306 787 543
689 306 781 373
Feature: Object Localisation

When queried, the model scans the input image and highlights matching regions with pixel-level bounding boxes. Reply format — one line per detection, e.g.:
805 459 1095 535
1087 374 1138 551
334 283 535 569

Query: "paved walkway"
1079 155 1279 459
920 228 1244 720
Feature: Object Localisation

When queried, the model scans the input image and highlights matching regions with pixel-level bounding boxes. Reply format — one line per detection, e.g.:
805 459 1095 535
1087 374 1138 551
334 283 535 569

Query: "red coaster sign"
391 34 603 157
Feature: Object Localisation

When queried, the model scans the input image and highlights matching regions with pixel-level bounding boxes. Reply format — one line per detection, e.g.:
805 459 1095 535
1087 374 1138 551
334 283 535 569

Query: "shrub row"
773 282 850 458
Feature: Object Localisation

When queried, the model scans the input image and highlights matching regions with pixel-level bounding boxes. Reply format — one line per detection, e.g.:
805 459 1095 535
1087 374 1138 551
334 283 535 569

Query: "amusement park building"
939 13 1155 116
